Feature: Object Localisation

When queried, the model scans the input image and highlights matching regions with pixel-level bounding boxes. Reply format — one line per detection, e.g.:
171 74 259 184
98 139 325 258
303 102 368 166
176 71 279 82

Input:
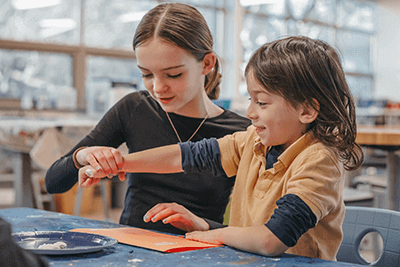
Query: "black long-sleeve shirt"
45 91 250 234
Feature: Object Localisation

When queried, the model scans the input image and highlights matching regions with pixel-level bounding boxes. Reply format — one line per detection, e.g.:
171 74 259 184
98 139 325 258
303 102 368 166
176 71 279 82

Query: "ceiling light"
39 19 76 38
118 11 147 23
240 0 281 6
39 18 76 28
12 0 61 10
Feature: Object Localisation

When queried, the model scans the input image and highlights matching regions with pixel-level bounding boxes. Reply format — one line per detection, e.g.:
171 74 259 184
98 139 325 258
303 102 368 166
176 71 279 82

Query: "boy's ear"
202 53 216 75
299 99 319 124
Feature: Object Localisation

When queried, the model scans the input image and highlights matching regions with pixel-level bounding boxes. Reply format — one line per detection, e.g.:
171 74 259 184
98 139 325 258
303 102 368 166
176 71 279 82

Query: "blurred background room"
0 0 399 263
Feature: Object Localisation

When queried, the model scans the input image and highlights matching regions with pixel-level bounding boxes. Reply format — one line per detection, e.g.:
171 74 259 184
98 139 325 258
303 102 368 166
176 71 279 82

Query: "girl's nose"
153 77 168 94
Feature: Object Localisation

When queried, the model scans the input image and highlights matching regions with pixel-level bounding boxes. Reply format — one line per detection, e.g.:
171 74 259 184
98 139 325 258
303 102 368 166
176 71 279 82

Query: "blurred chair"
350 148 390 209
343 187 375 207
31 171 55 210
352 174 388 209
74 179 110 221
30 126 112 217
345 147 389 209
0 173 15 208
337 206 400 266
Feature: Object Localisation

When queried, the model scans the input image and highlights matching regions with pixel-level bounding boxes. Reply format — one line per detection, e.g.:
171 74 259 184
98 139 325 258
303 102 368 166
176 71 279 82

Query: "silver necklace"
165 111 209 143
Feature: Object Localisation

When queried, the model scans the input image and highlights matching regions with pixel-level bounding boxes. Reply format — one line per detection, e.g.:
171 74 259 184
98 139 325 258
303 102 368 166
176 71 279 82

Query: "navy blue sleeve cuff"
265 194 317 247
179 138 226 176
203 218 227 230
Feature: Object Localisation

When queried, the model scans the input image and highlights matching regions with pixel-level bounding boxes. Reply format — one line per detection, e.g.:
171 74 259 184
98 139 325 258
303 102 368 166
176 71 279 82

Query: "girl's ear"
202 53 216 75
299 99 319 124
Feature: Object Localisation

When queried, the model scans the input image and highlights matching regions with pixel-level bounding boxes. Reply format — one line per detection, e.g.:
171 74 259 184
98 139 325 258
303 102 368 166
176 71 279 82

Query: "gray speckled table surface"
0 208 363 267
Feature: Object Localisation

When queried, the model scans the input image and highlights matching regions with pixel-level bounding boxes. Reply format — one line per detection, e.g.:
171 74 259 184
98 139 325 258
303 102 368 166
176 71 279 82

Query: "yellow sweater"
218 126 345 261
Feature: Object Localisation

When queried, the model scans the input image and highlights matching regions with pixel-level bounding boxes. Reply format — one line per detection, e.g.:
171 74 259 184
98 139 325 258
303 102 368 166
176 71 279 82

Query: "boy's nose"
246 105 257 120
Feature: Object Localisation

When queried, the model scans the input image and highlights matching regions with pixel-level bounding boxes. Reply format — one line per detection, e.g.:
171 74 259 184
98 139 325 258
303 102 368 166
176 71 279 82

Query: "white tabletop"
0 116 98 154
0 117 98 134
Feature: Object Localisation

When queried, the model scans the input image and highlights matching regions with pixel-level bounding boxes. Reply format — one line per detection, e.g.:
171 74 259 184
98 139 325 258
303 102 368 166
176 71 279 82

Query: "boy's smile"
254 126 266 134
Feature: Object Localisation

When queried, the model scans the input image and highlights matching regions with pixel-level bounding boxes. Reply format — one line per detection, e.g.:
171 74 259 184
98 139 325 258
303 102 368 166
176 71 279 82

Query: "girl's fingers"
83 147 123 178
161 214 181 224
144 205 169 222
118 172 126 181
111 149 124 171
86 154 103 173
149 211 166 223
81 177 101 188
102 149 119 174
91 178 101 185
80 177 91 188
95 149 122 176
95 155 112 175
79 166 102 188
85 168 94 178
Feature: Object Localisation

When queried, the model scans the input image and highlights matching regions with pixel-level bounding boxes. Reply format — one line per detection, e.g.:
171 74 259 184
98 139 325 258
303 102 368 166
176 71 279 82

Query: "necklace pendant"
165 112 209 143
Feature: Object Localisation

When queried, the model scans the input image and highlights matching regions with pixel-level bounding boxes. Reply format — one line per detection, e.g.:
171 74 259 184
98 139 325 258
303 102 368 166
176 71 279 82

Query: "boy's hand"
185 229 224 245
143 203 210 232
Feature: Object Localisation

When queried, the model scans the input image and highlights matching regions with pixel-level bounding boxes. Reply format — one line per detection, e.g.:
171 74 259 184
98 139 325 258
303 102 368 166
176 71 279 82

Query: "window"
0 0 227 112
239 0 376 100
0 0 377 113
0 0 80 44
84 0 158 50
0 49 73 110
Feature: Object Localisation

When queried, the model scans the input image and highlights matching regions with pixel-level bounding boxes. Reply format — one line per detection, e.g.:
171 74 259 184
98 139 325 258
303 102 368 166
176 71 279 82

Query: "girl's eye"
168 73 182 79
141 73 153 78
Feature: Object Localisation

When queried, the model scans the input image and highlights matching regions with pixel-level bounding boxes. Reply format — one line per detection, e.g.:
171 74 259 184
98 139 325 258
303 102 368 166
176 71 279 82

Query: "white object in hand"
85 169 94 177
38 241 67 250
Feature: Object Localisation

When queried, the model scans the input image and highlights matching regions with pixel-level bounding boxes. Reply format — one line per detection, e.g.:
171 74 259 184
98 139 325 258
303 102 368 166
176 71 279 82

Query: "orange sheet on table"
70 227 222 253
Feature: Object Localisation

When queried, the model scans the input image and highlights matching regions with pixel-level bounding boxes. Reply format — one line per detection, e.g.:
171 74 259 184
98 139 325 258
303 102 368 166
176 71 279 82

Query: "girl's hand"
143 203 210 232
79 166 104 188
76 146 125 181
185 229 224 245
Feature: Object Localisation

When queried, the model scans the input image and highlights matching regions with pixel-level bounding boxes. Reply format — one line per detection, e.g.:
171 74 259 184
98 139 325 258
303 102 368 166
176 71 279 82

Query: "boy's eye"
256 101 267 106
248 98 267 106
168 73 182 78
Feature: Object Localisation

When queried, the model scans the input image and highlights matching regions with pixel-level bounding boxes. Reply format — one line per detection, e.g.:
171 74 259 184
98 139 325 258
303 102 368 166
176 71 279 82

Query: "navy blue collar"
266 146 282 169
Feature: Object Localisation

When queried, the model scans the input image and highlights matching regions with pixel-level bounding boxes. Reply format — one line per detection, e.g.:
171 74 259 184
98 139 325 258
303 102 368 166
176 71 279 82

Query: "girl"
79 36 363 261
45 3 250 235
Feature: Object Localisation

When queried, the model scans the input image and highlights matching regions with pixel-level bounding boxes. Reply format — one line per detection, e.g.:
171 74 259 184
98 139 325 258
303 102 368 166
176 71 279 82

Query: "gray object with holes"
337 206 400 266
